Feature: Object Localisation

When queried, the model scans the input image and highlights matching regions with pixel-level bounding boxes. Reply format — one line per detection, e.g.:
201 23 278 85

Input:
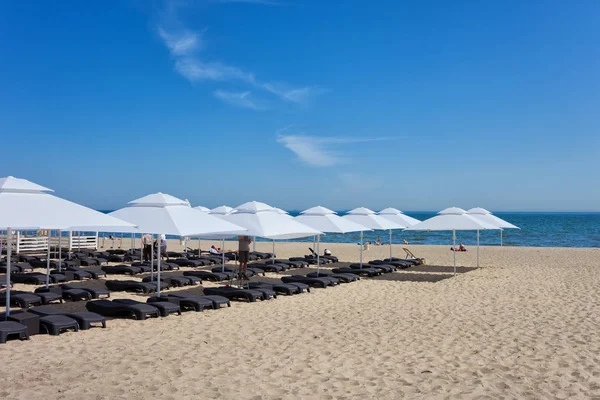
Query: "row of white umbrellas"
1 175 520 315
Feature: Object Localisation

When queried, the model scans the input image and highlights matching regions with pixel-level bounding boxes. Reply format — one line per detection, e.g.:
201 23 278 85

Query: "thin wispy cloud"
276 134 391 167
156 1 322 109
158 27 203 56
214 90 266 110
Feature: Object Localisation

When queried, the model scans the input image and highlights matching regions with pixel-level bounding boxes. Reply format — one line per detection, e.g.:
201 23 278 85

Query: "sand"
2 242 600 399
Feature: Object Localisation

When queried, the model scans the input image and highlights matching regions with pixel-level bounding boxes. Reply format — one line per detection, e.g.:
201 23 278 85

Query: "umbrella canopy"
0 176 137 231
0 176 137 318
467 207 519 247
194 205 211 213
406 207 498 231
296 206 370 274
377 208 421 227
342 207 405 230
342 207 404 267
406 207 499 272
222 201 322 239
209 205 236 215
109 193 246 296
296 206 370 234
467 208 519 229
109 193 245 237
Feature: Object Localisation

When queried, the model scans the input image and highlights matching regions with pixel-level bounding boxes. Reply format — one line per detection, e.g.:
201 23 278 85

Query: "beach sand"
2 242 600 399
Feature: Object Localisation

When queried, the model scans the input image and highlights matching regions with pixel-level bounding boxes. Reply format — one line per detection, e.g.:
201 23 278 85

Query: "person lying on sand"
451 243 467 252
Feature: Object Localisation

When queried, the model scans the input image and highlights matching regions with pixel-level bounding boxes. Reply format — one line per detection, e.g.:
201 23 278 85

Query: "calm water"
96 211 600 248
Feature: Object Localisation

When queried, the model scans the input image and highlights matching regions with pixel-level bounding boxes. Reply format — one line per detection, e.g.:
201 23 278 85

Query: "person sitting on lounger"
209 245 222 255
375 236 382 246
403 239 409 245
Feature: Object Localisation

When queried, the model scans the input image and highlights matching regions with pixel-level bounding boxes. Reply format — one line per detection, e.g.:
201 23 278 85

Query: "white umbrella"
222 201 322 270
406 207 499 273
0 176 136 317
342 207 405 267
467 207 520 246
194 205 211 213
109 193 246 295
296 206 371 274
376 208 421 259
209 205 235 215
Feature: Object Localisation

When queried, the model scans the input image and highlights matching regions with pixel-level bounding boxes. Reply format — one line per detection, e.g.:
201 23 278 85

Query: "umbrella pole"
389 229 392 260
221 239 225 273
453 230 456 275
58 230 62 272
198 238 201 256
317 234 321 276
150 239 154 282
6 228 12 318
253 236 256 252
157 234 162 296
272 239 275 264
360 231 363 269
500 229 503 246
477 230 480 268
46 231 51 288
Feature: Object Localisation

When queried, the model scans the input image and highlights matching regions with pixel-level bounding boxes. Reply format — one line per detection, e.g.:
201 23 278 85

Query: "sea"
96 211 600 249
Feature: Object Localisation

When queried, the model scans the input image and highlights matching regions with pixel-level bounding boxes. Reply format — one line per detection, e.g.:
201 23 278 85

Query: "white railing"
68 232 98 250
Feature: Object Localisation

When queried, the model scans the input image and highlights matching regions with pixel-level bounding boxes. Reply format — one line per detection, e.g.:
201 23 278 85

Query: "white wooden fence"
0 231 98 254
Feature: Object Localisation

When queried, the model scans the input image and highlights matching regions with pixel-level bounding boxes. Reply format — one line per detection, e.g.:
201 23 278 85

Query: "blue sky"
1 0 599 212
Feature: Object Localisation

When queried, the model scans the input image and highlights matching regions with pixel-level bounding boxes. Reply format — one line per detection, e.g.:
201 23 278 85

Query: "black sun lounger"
383 257 418 267
334 266 381 277
61 284 110 299
203 287 264 302
51 269 92 280
0 321 29 343
113 299 181 317
248 263 287 272
210 266 260 279
86 299 160 320
365 261 396 273
142 275 194 287
167 293 231 309
248 282 300 295
281 275 337 288
270 259 305 268
0 292 42 309
0 262 33 273
148 295 213 312
183 270 228 282
39 315 79 335
306 271 359 283
35 286 91 301
67 267 107 279
105 280 160 294
29 306 106 330
10 273 48 285
308 248 339 263
289 257 327 265
102 265 143 275
12 290 62 305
